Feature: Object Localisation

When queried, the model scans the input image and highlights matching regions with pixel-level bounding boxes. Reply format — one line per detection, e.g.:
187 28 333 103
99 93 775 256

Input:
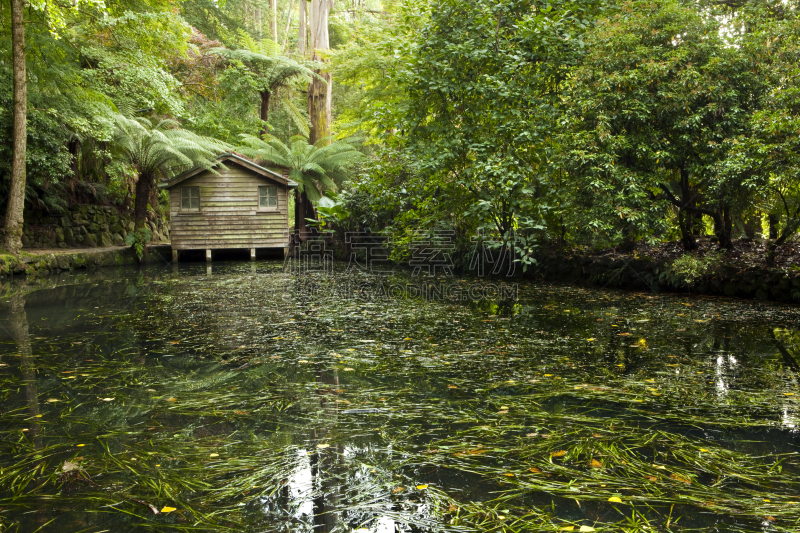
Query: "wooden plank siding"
168 166 290 250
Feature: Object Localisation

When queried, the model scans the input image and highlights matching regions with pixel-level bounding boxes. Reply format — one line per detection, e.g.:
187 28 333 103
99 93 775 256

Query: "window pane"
268 196 277 207
260 195 268 208
182 187 199 210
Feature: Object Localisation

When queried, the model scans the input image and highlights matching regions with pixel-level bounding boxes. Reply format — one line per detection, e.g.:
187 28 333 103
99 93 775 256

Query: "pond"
1 260 799 533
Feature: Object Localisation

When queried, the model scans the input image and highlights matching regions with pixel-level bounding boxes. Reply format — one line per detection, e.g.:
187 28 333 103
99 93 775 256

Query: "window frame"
258 185 279 211
180 186 200 212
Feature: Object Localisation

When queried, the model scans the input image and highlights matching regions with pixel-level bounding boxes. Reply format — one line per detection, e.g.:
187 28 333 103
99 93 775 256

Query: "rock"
88 222 99 232
64 227 75 245
112 233 124 245
84 234 97 248
110 223 123 234
126 221 134 231
55 227 65 242
61 216 72 227
100 232 114 247
58 242 67 249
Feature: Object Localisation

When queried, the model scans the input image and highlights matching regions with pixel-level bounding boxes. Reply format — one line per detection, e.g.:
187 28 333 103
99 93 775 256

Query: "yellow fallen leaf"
209 453 219 458
560 527 574 531
544 374 553 377
344 368 355 371
502 473 514 477
101 398 115 402
298 360 310 363
784 393 795 396
404 337 412 340
448 385 457 389
550 450 567 458
35 414 42 418
580 526 596 532
161 506 176 513
166 398 177 402
392 486 404 494
699 448 709 452
763 499 771 502
670 473 692 484
608 496 622 503
316 443 330 449
416 484 428 490
529 467 542 473
590 459 602 468
587 338 596 341
76 444 85 447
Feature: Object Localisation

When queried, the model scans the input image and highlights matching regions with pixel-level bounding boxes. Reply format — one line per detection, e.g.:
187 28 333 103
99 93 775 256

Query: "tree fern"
110 114 230 231
237 134 362 203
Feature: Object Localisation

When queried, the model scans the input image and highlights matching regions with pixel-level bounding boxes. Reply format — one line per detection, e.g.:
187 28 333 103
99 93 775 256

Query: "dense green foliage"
2 0 800 264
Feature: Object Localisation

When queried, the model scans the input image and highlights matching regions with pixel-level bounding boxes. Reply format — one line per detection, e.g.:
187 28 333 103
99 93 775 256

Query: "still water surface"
1 261 799 532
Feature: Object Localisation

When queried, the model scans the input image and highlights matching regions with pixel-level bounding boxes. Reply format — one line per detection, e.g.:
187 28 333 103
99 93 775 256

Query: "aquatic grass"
2 265 800 531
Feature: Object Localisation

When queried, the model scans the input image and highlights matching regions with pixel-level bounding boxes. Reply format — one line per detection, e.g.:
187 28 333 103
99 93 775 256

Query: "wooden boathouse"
160 153 298 260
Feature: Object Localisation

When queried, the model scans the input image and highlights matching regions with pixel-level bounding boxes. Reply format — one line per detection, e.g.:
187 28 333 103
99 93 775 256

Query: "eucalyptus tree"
237 133 362 236
111 114 229 230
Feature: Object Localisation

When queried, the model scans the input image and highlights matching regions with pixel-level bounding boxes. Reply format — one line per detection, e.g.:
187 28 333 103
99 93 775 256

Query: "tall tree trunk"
269 0 278 42
134 173 154 231
260 90 271 136
4 0 27 254
308 0 332 145
298 0 333 241
298 0 307 56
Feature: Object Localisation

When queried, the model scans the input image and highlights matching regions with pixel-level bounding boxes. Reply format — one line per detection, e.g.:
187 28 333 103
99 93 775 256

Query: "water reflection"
1 263 800 532
6 293 41 447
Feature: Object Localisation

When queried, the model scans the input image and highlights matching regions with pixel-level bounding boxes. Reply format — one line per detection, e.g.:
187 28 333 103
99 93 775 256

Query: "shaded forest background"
1 0 800 275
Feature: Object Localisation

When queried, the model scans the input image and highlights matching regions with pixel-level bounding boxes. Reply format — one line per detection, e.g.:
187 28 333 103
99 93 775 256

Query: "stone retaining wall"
0 245 173 277
22 205 169 249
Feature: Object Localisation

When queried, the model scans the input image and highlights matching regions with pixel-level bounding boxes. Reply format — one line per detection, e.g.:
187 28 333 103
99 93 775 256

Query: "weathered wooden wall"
169 165 289 250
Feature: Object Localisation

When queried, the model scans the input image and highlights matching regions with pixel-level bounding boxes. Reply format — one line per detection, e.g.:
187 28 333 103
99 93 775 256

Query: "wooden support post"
206 249 212 262
251 248 256 260
172 249 178 263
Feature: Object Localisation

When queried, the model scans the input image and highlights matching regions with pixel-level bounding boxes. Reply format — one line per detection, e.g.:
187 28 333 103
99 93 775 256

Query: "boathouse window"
181 186 200 211
259 185 278 209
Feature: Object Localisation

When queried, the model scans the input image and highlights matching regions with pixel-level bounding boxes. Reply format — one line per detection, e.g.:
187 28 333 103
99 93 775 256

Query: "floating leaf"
550 450 567 458
579 526 596 532
670 473 692 484
529 467 542 473
608 496 622 503
502 473 514 477
590 459 602 468
209 453 219 458
316 443 330 449
161 506 176 513
101 398 115 402
416 484 428 490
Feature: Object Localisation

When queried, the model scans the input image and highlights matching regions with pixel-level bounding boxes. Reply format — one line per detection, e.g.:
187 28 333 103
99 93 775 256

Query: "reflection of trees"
311 365 340 532
8 293 41 449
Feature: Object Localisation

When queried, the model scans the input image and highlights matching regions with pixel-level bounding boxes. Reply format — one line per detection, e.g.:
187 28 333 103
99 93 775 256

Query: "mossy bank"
0 245 173 277
529 250 800 302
